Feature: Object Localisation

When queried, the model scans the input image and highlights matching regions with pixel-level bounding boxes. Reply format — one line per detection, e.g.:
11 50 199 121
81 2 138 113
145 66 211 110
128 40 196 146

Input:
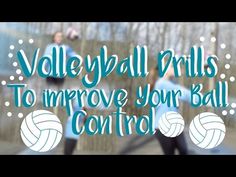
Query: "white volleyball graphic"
158 111 185 137
189 112 226 149
20 110 63 152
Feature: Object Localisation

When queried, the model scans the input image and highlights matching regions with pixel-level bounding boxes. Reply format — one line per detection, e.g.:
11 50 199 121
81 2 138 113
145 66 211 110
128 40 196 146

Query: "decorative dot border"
199 36 235 116
1 38 34 118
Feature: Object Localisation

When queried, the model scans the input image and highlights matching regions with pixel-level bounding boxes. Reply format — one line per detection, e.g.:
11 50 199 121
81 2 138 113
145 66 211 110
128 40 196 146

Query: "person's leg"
64 138 78 155
155 130 175 155
175 133 188 155
46 77 59 116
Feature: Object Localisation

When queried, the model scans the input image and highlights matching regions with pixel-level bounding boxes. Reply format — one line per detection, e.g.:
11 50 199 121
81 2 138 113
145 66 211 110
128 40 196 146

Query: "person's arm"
165 81 195 104
176 84 192 103
170 81 213 107
172 81 208 107
66 45 77 58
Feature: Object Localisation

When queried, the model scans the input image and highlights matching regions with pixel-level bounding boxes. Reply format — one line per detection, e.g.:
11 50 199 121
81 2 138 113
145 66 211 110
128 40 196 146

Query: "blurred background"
0 22 236 155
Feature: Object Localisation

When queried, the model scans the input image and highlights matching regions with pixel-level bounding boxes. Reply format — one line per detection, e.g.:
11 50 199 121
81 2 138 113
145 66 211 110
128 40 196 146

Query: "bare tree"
80 22 88 57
